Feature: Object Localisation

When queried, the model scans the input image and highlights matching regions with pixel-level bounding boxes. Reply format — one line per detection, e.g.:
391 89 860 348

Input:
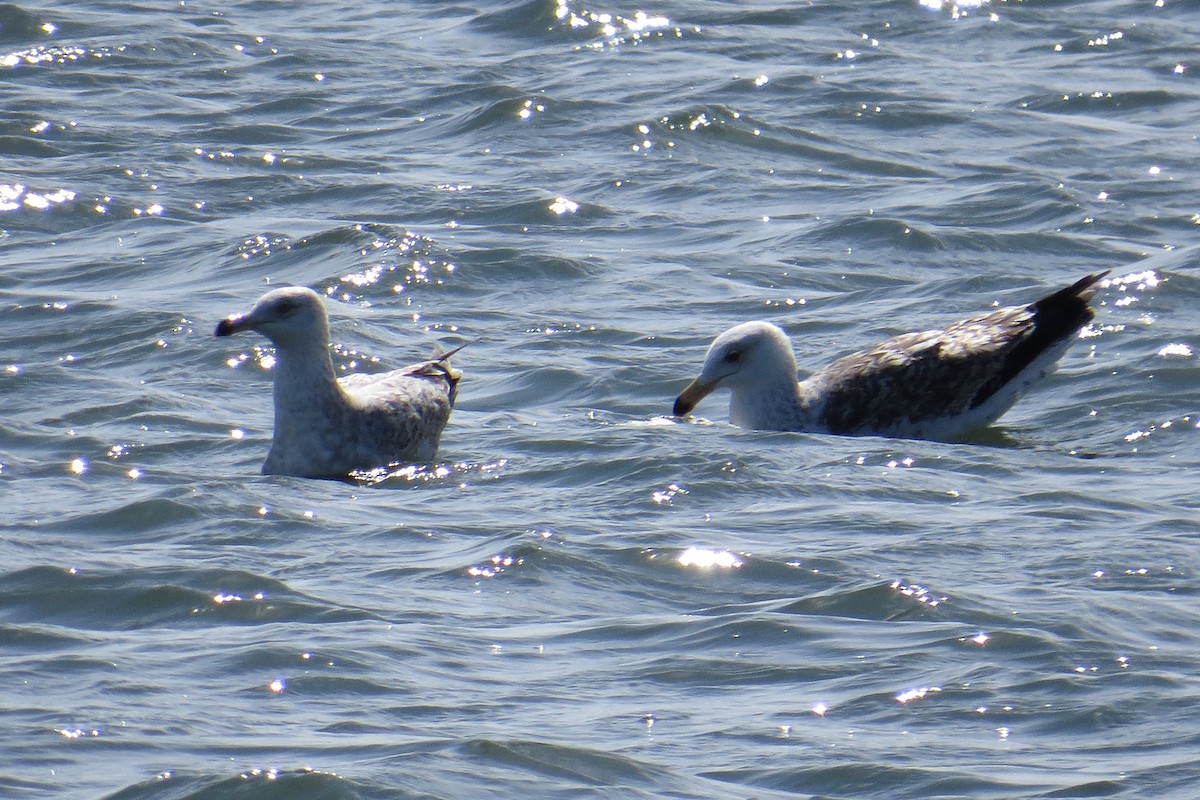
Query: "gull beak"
214 314 251 337
673 376 719 417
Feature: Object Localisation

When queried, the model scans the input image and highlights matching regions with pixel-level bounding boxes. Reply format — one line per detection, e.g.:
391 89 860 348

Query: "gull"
673 272 1107 440
215 286 461 477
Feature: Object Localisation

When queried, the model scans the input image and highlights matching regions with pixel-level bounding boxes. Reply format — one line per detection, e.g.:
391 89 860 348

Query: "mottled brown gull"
673 272 1107 440
215 286 461 478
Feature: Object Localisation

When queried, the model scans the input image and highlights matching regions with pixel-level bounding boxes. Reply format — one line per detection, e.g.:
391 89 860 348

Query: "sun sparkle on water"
677 547 743 569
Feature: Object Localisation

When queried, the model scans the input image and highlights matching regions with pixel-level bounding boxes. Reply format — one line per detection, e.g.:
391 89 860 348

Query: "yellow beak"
673 377 719 416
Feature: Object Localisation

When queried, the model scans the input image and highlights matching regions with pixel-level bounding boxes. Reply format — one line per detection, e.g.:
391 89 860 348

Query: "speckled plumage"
215 286 459 478
674 273 1107 440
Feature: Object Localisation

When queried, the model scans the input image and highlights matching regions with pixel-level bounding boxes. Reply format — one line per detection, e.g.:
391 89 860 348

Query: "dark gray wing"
808 306 1036 434
807 271 1105 434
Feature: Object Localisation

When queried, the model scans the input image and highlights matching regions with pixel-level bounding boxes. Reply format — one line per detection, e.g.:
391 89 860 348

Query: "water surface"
2 1 1199 798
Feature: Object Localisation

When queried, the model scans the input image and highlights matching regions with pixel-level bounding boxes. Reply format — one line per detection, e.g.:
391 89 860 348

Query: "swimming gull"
215 286 461 478
673 272 1108 440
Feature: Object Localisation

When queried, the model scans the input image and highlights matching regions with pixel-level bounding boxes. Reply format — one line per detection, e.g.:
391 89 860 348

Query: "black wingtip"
968 273 1107 411
1029 271 1108 326
431 336 482 363
1040 270 1109 307
214 318 236 337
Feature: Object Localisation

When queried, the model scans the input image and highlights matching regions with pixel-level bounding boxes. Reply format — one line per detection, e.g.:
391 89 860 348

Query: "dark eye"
723 349 742 364
277 300 298 315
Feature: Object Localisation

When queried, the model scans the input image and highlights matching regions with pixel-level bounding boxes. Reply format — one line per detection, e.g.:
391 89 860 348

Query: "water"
2 0 1198 797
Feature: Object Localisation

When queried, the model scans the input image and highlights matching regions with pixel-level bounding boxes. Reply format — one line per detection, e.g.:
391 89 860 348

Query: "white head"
674 321 799 418
214 286 331 349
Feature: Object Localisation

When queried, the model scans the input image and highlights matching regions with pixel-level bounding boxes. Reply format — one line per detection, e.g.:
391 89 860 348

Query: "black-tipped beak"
214 316 245 337
673 377 718 417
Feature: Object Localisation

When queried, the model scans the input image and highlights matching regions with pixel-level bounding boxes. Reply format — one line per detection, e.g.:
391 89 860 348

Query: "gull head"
214 286 331 348
673 321 797 417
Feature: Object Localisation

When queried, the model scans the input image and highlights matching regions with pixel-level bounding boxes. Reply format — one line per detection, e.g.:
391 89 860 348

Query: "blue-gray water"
2 1 1199 798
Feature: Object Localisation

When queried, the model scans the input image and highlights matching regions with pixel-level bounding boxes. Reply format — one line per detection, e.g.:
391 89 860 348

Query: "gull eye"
276 300 299 315
723 349 742 364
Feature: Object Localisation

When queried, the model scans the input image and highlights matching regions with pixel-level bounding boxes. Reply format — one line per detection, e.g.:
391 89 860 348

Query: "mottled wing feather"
809 306 1035 434
342 358 460 396
332 361 457 466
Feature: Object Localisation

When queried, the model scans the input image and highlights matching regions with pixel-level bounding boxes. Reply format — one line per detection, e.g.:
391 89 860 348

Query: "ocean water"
2 0 1199 797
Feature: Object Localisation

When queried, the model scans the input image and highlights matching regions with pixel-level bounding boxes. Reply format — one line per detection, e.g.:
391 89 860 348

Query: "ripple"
703 762 1028 798
0 566 381 631
1016 89 1181 115
56 496 204 535
456 92 556 133
0 4 54 43
0 181 76 210
777 578 948 622
472 0 695 51
100 768 361 800
353 458 509 487
632 104 937 178
0 622 93 650
552 1 692 51
228 223 459 304
1 43 114 68
460 737 659 785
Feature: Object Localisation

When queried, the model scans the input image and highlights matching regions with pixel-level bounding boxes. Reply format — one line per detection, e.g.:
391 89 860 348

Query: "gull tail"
969 271 1109 410
424 337 482 406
